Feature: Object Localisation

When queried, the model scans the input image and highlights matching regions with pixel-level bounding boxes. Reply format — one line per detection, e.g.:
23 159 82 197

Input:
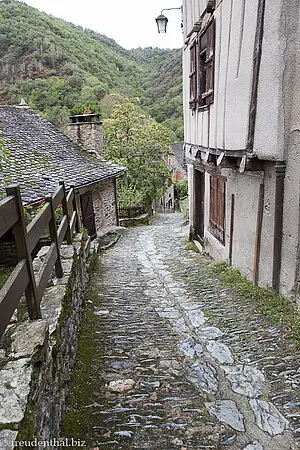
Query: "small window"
209 175 225 244
189 41 197 110
199 19 215 106
189 19 215 109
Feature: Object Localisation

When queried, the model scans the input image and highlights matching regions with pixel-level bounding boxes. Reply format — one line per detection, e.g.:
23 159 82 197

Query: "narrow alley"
62 214 300 450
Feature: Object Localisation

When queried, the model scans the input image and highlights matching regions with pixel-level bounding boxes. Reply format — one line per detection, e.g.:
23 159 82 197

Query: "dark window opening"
189 41 197 110
189 19 215 109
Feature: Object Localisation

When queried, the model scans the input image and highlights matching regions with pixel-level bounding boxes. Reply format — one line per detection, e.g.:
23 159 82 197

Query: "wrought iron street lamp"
155 7 182 33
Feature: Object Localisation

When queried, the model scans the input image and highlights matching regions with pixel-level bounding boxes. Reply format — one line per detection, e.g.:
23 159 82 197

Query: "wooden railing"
0 181 79 339
118 206 146 219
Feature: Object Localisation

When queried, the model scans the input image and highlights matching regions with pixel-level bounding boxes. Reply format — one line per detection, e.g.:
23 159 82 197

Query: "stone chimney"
68 113 105 159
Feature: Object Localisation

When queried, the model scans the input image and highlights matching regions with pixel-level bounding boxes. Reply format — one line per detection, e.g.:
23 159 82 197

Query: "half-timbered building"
183 0 300 303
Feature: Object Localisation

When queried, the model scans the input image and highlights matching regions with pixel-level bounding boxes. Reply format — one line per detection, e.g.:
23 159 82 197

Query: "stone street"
62 214 300 450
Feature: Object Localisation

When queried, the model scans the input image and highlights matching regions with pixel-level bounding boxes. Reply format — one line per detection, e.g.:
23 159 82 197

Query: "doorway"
194 169 205 242
80 192 97 239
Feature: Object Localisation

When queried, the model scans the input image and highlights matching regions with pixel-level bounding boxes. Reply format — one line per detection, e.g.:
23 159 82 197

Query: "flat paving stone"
242 442 264 450
206 340 234 364
187 361 219 394
250 399 290 436
197 326 224 340
205 399 245 431
222 365 266 398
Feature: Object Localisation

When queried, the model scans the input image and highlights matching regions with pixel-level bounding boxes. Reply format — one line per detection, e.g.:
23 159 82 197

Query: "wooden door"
194 169 205 242
80 192 96 239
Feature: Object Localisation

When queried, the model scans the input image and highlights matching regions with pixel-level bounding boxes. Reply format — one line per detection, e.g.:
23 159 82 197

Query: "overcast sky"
23 0 183 50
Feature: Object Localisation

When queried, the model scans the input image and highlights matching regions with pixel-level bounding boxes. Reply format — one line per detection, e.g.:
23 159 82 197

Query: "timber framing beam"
186 153 265 173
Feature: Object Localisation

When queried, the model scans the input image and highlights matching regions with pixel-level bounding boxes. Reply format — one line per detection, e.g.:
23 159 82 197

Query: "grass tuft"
209 260 300 345
184 238 200 253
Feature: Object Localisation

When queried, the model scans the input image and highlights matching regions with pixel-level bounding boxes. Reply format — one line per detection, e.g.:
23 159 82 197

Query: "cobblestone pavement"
62 214 300 450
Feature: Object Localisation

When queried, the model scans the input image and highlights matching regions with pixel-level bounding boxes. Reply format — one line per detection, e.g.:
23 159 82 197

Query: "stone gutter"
0 233 95 450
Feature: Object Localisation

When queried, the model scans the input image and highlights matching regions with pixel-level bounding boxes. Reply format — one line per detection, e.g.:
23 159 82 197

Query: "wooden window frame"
189 40 197 110
209 174 225 245
189 19 215 109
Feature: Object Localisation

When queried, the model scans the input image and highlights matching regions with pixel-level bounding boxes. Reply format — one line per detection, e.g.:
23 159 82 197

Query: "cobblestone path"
62 214 300 450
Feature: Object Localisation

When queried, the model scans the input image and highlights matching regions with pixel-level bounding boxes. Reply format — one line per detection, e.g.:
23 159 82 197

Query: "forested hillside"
0 0 183 140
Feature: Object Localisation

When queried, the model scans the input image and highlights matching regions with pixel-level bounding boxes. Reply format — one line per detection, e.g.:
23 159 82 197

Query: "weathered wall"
92 178 117 230
253 0 285 161
279 0 300 303
76 179 117 235
68 122 105 159
194 165 276 290
0 233 95 449
183 0 258 151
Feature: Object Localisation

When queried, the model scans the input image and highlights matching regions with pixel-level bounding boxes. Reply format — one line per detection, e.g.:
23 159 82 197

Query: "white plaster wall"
183 0 259 152
258 164 275 287
224 0 258 150
279 0 300 299
203 169 275 287
228 171 265 280
253 0 285 160
184 0 207 35
215 1 229 149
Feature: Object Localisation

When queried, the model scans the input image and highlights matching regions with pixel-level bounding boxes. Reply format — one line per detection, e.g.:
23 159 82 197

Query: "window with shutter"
189 41 197 110
189 19 215 109
199 19 215 106
209 175 225 244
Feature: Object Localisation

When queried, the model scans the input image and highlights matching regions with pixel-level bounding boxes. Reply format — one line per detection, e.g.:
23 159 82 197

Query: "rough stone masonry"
0 232 94 450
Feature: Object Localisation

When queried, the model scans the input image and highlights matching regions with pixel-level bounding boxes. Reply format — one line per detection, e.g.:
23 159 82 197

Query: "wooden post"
45 194 63 278
253 183 264 284
71 185 80 233
228 194 235 266
6 185 41 319
59 181 72 244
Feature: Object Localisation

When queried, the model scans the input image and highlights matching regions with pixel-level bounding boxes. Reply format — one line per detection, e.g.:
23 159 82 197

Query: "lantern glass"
155 14 168 33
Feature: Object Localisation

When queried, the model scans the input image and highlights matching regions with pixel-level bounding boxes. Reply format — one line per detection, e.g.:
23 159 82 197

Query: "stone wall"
0 233 96 450
0 241 17 265
92 178 117 230
67 122 105 159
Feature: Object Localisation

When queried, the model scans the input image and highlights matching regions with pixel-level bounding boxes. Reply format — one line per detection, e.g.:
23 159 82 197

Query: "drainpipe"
272 163 286 291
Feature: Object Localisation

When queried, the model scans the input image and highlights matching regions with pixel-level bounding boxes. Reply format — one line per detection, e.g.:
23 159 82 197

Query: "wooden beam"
253 183 264 284
45 194 63 279
228 194 235 266
6 185 41 319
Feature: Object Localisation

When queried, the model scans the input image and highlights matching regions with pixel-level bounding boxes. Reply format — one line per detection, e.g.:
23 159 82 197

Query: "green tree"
103 102 172 209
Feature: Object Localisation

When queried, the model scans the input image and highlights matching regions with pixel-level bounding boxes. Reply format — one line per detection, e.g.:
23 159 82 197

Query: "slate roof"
170 142 185 169
0 106 125 204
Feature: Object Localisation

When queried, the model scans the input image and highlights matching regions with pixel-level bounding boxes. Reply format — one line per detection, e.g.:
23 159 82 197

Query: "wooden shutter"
80 192 97 239
209 175 225 244
189 41 197 110
205 20 215 105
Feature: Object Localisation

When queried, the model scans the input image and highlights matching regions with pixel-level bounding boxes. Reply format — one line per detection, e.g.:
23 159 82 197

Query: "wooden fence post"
6 185 41 319
59 181 72 244
71 185 80 233
45 194 63 278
